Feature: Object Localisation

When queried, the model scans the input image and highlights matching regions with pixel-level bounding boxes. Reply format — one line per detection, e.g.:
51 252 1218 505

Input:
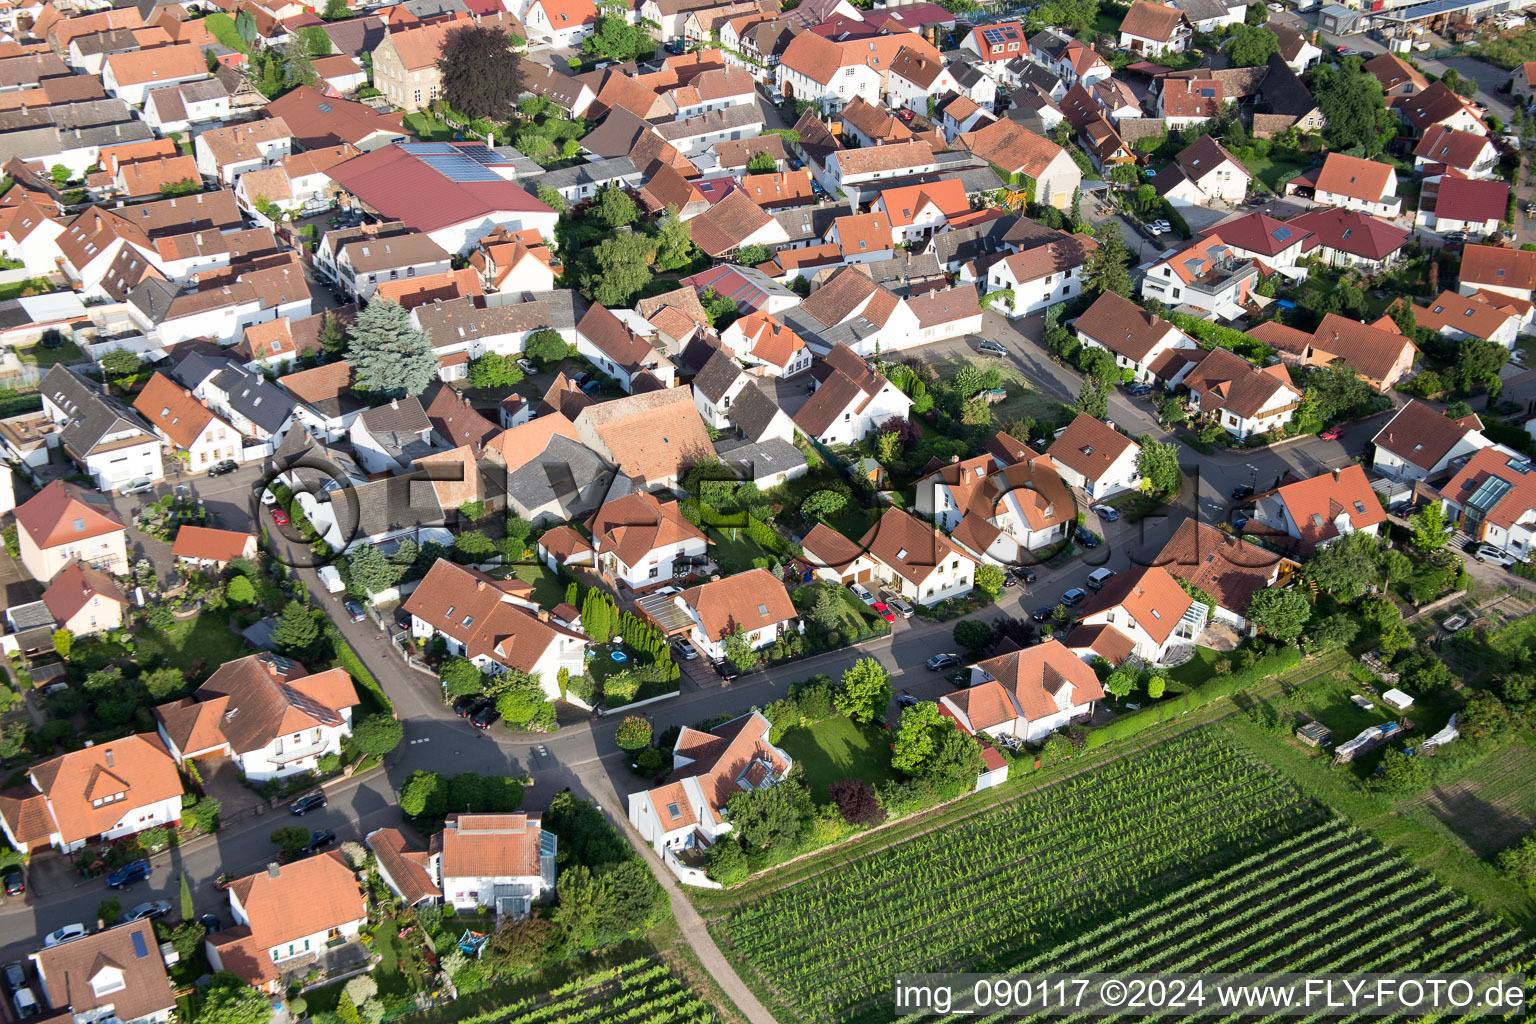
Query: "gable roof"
212 852 364 984
1441 444 1536 530
14 479 125 550
1120 0 1185 40
169 525 256 564
436 812 547 880
1181 347 1298 419
1370 397 1484 472
1152 518 1285 618
401 559 583 669
1315 151 1393 203
1079 564 1192 645
367 827 440 905
1289 206 1408 262
1310 312 1416 382
1274 464 1386 550
588 491 705 568
857 505 971 585
1048 413 1138 482
575 386 712 484
690 188 776 257
42 561 127 624
1460 242 1536 292
1364 51 1427 94
131 371 218 450
31 921 173 1024
1401 80 1483 133
1412 123 1493 172
969 638 1104 722
1432 175 1510 224
263 86 406 149
955 118 1064 176
679 567 795 640
1074 289 1180 363
17 734 180 848
1203 210 1310 256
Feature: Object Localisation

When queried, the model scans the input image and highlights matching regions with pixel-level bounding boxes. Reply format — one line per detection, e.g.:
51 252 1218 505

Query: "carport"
634 591 697 637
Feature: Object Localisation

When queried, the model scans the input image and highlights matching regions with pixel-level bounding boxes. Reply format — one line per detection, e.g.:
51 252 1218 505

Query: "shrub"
615 716 652 751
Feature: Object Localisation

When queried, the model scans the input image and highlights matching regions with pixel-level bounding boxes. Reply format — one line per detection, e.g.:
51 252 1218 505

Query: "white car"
43 925 87 948
1474 545 1519 567
882 592 914 619
849 582 876 607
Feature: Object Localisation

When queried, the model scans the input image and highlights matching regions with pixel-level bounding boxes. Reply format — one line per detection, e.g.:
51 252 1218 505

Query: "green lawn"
1166 645 1220 690
16 339 82 368
791 583 879 640
135 615 250 679
1243 150 1319 193
507 562 569 609
202 13 248 53
705 525 778 574
0 279 54 302
403 112 456 141
779 715 897 802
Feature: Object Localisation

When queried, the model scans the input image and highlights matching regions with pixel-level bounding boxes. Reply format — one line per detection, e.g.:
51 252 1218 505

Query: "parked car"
106 860 151 889
43 925 87 948
869 600 896 624
2 868 22 896
1032 605 1056 622
300 829 337 855
120 478 154 495
123 900 171 923
1475 544 1518 567
1060 588 1088 606
898 108 914 121
671 638 698 660
454 695 488 717
470 704 500 729
2 964 24 995
850 582 877 606
713 660 740 681
13 987 38 1019
1091 504 1120 522
198 914 222 934
1075 527 1100 548
1319 426 1344 441
883 593 914 618
270 508 290 526
976 340 1008 357
206 459 238 477
1086 568 1117 590
1125 383 1152 396
289 792 326 816
516 358 538 374
925 652 962 671
1002 570 1019 588
1443 231 1467 244
343 599 367 622
896 695 920 708
1390 501 1419 517
1011 565 1037 584
1231 485 1254 500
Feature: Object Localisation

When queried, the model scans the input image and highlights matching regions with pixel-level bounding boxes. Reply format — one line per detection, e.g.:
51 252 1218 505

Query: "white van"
317 565 345 594
1086 568 1117 591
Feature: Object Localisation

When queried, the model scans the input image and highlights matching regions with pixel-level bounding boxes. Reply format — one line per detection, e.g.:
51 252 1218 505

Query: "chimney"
950 454 959 463
267 863 280 878
536 609 549 622
476 580 486 591
390 398 399 409
104 748 114 767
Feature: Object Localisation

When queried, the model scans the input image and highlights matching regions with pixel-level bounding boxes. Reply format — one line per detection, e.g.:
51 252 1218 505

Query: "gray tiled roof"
213 365 298 434
726 381 785 443
713 436 805 482
928 213 1018 268
528 156 639 193
693 348 743 404
39 364 153 458
501 433 616 524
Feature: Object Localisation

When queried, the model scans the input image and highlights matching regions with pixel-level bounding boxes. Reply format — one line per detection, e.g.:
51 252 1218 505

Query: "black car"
2 868 22 896
1033 605 1055 622
206 459 238 477
1391 501 1419 517
343 599 367 622
289 792 326 816
453 694 487 717
1012 566 1037 584
470 704 500 729
896 695 920 709
1231 485 1254 500
300 829 337 855
198 914 222 934
2 963 23 995
1075 527 1100 548
1002 571 1018 588
713 660 741 681
925 652 961 671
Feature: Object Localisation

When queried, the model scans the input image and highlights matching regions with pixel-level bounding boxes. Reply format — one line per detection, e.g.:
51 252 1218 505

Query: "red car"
898 109 914 121
1319 426 1344 441
870 601 896 624
270 508 290 526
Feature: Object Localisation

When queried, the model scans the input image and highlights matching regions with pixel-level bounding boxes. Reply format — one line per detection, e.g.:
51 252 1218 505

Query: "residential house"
1138 234 1257 320
1047 414 1142 499
1438 445 1536 558
1413 124 1499 180
350 397 435 475
41 561 127 636
675 567 797 660
1414 288 1522 349
1287 207 1408 272
154 652 358 782
962 20 1029 66
692 348 750 430
1118 0 1190 55
1251 464 1387 553
372 18 465 113
206 853 366 992
1399 80 1485 137
1304 312 1418 391
193 117 293 185
0 195 66 276
1418 176 1510 236
481 415 617 525
131 372 241 472
422 813 556 914
29 921 174 1024
1153 518 1295 629
1028 28 1111 87
719 311 811 376
38 364 161 492
1364 52 1428 104
886 48 961 115
627 711 791 873
402 559 587 699
1515 61 1536 105
940 639 1103 743
170 525 259 569
1159 76 1223 128
792 341 912 445
1370 398 1489 481
1310 151 1401 218
1074 289 1198 383
688 189 792 257
1199 211 1311 271
142 78 231 135
524 0 598 46
1459 243 1536 302
985 229 1097 316
574 304 677 393
955 118 1080 208
914 447 1074 560
470 227 559 293
262 85 410 151
827 211 896 265
871 178 970 245
572 387 709 489
856 505 977 606
1272 24 1321 72
1151 134 1250 206
0 734 182 855
821 142 941 204
234 144 357 218
586 491 708 591
101 42 206 106
1172 0 1247 31
1069 565 1203 665
1181 347 1303 440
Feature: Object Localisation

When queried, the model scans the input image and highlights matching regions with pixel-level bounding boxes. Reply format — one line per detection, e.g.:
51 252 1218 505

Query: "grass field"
1406 734 1536 858
1244 150 1319 193
16 339 82 368
403 112 456 141
778 716 897 803
134 616 249 679
507 561 568 609
202 13 247 52
705 525 779 575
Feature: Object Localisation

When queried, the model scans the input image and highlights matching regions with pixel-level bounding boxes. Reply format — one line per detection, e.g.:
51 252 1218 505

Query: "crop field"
711 734 1536 1024
428 956 717 1024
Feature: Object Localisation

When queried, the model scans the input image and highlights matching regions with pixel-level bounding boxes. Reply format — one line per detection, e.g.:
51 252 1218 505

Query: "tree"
1410 503 1448 551
1084 221 1131 297
699 288 736 326
1247 588 1310 642
281 37 319 88
438 24 523 120
734 244 770 267
974 563 1006 595
1304 612 1358 653
615 716 652 751
524 329 568 365
200 975 271 1024
593 185 639 229
1498 833 1536 892
724 777 813 851
1104 668 1137 700
800 488 848 520
350 713 403 756
1075 376 1108 419
98 898 122 925
483 915 559 976
467 352 525 388
347 545 403 595
1361 596 1411 656
0 721 25 760
954 618 992 652
654 208 696 271
828 778 884 826
322 0 350 18
1303 531 1382 600
99 348 142 379
346 299 438 396
272 601 320 656
580 232 654 307
270 825 312 853
314 311 347 359
221 573 254 606
722 627 760 672
1302 360 1370 422
1227 23 1279 66
180 871 194 920
583 7 650 61
891 702 945 774
53 628 71 660
1309 57 1393 155
747 151 777 173
1135 436 1182 494
1158 394 1186 425
1147 675 1166 699
171 921 206 961
835 658 891 725
495 675 550 727
1375 746 1429 792
439 657 484 697
536 184 567 213
1451 335 1507 393
399 769 447 817
234 8 257 46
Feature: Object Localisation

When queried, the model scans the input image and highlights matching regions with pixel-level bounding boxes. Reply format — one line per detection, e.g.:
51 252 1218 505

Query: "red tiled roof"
14 480 124 550
170 525 256 563
1079 565 1192 646
1275 464 1386 551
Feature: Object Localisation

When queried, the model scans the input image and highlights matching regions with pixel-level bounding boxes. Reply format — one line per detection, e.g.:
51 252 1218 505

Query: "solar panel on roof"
1467 475 1512 514
420 154 503 182
131 931 149 959
1272 226 1292 241
400 142 458 155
